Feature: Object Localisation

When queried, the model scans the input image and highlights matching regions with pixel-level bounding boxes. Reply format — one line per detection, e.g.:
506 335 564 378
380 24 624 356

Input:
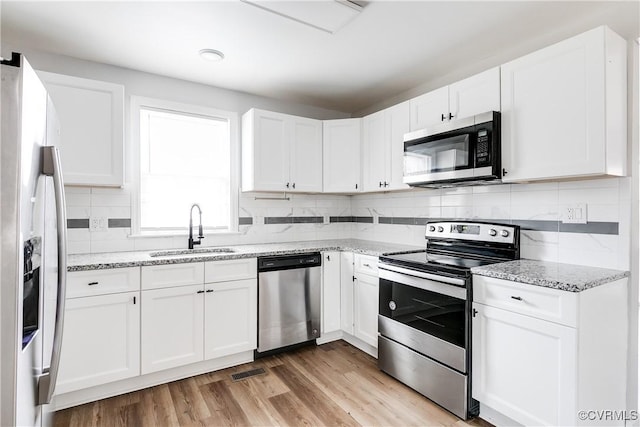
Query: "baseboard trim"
317 330 343 344
52 351 254 411
342 333 378 358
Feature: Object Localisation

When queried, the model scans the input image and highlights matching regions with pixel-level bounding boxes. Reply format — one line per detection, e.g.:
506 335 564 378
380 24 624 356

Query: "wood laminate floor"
54 340 492 427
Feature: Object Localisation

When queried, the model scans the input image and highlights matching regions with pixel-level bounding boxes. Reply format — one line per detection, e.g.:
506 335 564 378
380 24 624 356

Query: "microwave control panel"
475 128 491 166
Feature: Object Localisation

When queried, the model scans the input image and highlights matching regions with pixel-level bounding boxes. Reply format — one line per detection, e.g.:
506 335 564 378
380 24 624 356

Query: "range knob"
488 229 497 237
437 226 444 232
501 230 510 237
428 225 436 232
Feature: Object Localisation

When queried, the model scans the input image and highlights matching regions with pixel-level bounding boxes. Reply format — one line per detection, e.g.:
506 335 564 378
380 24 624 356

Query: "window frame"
131 96 239 236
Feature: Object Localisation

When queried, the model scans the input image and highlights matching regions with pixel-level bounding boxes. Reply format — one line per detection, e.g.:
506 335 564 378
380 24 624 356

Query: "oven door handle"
378 265 467 300
378 263 466 287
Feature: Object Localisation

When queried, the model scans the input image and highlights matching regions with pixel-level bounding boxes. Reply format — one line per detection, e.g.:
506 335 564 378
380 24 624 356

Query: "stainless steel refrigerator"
1 52 67 426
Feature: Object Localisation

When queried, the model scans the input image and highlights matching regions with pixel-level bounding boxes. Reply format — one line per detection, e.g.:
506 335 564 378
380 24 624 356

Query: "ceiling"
1 1 638 114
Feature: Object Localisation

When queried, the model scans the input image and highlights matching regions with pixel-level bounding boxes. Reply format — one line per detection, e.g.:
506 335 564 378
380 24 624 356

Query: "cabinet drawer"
204 258 257 283
67 267 140 298
354 254 379 276
473 275 578 327
141 263 204 290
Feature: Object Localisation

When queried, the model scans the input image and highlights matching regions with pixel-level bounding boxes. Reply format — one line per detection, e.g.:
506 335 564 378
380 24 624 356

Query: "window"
132 97 238 234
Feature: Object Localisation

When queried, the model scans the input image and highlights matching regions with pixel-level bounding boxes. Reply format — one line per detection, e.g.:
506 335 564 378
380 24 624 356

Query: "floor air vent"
230 367 266 382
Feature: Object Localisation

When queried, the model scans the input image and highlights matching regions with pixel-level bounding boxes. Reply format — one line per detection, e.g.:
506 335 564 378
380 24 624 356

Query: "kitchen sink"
149 248 236 257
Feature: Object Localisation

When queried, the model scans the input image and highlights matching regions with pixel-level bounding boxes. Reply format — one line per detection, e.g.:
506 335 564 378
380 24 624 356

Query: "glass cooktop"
379 250 499 278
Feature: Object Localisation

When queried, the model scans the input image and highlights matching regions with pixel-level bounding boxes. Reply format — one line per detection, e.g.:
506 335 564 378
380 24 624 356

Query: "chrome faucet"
188 203 204 249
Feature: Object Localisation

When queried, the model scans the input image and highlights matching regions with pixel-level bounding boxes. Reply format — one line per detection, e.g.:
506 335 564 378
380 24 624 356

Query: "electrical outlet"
89 216 108 232
562 203 587 224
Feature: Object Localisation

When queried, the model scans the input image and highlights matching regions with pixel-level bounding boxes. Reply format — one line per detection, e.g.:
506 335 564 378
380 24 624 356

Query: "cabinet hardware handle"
327 255 331 261
206 289 214 293
448 113 454 120
292 183 296 189
511 296 523 301
441 113 446 122
472 308 478 317
502 168 508 176
197 290 205 294
88 282 98 286
355 183 358 189
286 182 290 189
363 263 371 267
379 181 383 187
384 181 389 187
133 296 136 304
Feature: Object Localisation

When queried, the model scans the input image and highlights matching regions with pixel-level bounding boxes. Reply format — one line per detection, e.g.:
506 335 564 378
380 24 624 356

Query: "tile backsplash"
65 176 631 271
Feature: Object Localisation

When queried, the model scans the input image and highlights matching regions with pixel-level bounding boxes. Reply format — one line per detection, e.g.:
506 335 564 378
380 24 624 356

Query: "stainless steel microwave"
403 111 501 187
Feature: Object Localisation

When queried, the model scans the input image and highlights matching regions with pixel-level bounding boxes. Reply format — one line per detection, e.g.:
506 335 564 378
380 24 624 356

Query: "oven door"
378 264 469 373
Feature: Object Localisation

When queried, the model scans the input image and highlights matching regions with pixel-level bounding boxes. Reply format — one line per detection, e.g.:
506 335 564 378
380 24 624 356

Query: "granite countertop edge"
67 239 422 272
471 260 630 292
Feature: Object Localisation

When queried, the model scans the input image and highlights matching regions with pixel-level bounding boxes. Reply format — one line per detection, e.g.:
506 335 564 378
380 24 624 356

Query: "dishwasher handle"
258 252 322 272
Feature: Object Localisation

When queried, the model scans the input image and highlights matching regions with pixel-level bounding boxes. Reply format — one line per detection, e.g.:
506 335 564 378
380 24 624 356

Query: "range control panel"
425 221 517 245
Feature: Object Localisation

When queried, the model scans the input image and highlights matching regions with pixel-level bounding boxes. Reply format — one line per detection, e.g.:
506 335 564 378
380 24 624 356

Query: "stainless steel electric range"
377 221 520 420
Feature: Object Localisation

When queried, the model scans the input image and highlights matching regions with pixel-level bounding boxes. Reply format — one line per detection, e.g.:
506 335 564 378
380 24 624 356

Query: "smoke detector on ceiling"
242 0 366 34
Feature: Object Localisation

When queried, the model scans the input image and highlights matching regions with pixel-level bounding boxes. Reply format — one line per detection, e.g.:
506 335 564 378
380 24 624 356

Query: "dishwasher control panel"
258 252 321 271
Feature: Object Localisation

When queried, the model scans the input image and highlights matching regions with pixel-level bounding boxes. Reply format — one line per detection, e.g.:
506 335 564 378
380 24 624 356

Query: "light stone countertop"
471 259 629 292
67 239 423 271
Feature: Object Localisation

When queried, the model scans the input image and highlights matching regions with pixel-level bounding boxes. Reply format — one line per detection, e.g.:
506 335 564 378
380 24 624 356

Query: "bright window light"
138 106 234 232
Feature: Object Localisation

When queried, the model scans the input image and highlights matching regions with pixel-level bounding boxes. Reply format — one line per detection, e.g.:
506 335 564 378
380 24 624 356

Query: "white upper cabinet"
501 26 627 182
409 86 449 131
290 116 324 192
38 71 124 187
242 108 322 192
409 67 500 131
323 119 361 193
362 101 411 192
448 67 500 121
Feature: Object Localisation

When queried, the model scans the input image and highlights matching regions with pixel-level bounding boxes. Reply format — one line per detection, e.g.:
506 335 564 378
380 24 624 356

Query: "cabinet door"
362 110 387 192
204 279 257 359
290 117 323 192
500 28 607 182
322 252 341 334
385 101 411 191
141 285 204 374
323 119 361 193
409 86 449 131
472 303 577 426
354 273 379 347
250 109 290 191
340 252 354 334
38 71 124 187
449 67 500 121
56 292 139 394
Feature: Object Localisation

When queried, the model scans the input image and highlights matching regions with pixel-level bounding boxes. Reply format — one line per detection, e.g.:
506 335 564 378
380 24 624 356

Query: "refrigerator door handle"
38 146 67 405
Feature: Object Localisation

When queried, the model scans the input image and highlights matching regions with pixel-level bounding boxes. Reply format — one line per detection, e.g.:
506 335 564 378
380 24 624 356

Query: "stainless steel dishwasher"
256 252 321 356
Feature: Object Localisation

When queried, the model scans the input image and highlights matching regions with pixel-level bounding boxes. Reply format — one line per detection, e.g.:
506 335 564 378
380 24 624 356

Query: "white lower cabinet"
340 253 380 350
141 260 257 375
141 284 204 374
472 275 628 426
353 272 379 347
204 278 257 359
321 251 342 335
472 302 577 426
57 291 140 394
